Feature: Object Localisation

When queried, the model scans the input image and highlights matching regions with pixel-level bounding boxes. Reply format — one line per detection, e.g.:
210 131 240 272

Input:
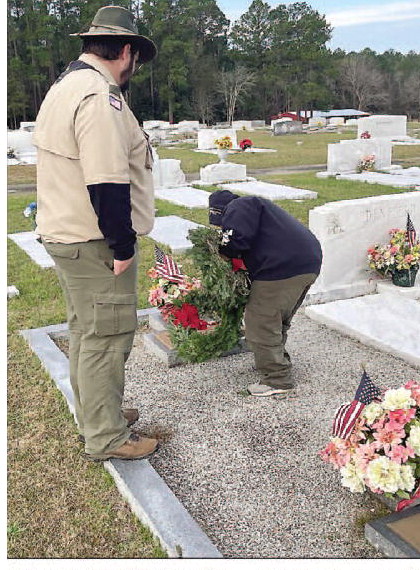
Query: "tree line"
7 0 420 129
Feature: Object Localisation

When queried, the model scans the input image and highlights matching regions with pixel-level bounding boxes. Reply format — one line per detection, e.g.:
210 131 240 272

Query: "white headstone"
152 149 186 189
7 129 38 164
308 117 327 127
197 129 238 150
357 115 407 139
232 120 254 131
328 117 345 126
199 162 247 184
307 192 420 303
143 120 171 130
326 138 392 174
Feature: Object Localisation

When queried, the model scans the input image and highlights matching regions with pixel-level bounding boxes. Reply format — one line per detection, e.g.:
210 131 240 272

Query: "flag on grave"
154 245 184 283
332 371 381 440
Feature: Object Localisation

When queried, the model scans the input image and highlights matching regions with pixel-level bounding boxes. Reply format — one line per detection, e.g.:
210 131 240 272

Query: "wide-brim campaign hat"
70 5 157 64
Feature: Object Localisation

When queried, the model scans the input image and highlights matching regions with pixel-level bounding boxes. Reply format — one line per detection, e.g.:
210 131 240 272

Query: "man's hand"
113 256 134 276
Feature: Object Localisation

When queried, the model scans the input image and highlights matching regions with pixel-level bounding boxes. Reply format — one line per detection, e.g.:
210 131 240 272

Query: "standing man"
209 190 322 397
33 6 158 461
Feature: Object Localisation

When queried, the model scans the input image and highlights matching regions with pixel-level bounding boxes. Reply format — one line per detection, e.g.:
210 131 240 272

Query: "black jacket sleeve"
87 182 136 260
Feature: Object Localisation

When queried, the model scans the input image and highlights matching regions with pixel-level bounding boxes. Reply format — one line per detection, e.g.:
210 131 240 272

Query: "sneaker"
247 383 292 397
78 408 139 443
84 432 158 462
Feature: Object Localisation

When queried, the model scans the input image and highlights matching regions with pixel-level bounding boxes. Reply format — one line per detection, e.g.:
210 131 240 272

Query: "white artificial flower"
340 461 365 493
366 456 402 494
399 464 416 493
362 402 384 424
382 387 415 411
407 424 420 455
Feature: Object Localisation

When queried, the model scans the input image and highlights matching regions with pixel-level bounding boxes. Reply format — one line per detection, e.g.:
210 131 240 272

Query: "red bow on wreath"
172 303 209 330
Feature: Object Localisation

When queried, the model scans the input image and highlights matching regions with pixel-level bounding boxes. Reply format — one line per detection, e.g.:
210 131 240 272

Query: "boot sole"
83 444 158 462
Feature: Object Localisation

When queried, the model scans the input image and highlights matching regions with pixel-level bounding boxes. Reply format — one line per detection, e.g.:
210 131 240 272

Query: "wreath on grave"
148 226 250 363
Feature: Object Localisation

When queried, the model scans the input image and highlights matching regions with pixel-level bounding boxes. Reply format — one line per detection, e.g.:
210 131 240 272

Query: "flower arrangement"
148 227 250 362
214 136 233 150
8 147 16 159
239 138 253 151
147 268 205 326
367 228 420 277
360 131 371 139
357 154 375 172
320 381 420 507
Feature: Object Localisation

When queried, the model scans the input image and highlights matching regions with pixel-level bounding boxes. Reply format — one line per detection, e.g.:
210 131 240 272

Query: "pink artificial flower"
387 408 417 430
404 254 415 264
386 444 416 464
389 246 399 255
353 441 379 471
404 380 420 406
372 423 406 454
319 439 351 469
148 286 164 306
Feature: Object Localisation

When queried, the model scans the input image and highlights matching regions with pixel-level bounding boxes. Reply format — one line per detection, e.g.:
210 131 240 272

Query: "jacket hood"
208 190 239 226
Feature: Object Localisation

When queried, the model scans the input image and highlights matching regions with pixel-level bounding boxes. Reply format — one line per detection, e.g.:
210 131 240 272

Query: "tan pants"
244 274 317 388
44 240 138 455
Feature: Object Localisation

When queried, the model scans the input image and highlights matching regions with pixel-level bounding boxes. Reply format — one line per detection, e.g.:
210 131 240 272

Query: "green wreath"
167 226 250 363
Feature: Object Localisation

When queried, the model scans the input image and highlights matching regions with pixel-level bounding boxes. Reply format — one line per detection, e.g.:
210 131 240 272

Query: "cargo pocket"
93 293 137 336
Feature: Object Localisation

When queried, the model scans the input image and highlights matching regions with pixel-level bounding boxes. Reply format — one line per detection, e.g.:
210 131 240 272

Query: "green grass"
7 193 167 558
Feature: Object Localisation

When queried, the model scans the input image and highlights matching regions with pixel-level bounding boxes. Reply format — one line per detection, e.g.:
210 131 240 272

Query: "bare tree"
339 55 388 111
218 66 256 124
400 71 420 120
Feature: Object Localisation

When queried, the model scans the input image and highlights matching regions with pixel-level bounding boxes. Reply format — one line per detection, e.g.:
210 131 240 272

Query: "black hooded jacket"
209 190 322 281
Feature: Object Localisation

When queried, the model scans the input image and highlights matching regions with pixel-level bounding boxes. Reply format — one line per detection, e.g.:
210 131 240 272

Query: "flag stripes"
332 371 381 440
154 245 184 283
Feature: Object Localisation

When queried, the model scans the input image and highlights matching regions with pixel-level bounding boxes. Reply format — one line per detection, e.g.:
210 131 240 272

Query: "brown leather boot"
78 408 139 443
84 432 158 462
122 408 139 426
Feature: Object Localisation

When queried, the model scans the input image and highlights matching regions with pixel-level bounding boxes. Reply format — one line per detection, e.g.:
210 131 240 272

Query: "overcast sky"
216 0 420 53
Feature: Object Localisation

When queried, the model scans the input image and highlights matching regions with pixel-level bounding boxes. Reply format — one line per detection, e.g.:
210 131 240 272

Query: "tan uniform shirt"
33 53 154 243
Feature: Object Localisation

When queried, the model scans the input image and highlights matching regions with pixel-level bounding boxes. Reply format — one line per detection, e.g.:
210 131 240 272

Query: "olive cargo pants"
244 274 318 388
44 240 137 455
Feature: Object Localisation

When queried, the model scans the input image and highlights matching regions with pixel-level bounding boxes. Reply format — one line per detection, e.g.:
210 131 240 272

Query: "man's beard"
120 53 137 93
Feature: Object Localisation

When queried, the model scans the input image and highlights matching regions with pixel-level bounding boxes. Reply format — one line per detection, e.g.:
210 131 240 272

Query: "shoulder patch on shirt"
109 94 122 111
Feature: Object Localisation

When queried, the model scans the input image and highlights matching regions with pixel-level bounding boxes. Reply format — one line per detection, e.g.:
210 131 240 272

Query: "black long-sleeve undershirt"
87 182 136 260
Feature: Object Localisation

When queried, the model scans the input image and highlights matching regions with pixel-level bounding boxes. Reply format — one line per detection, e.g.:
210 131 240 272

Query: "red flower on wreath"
239 138 253 150
171 303 209 330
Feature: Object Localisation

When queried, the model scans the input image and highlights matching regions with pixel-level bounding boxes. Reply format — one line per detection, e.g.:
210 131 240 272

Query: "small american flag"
406 213 417 248
154 245 184 283
332 371 381 440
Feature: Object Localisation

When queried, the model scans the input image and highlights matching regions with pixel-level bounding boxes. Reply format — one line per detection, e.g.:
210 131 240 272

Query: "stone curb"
20 307 223 559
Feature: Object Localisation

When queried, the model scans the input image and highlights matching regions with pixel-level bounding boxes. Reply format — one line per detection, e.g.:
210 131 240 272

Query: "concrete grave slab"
219 180 317 200
8 231 55 268
20 310 222 559
338 171 420 189
365 505 420 558
149 216 204 253
305 293 420 368
154 186 210 208
143 312 250 367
